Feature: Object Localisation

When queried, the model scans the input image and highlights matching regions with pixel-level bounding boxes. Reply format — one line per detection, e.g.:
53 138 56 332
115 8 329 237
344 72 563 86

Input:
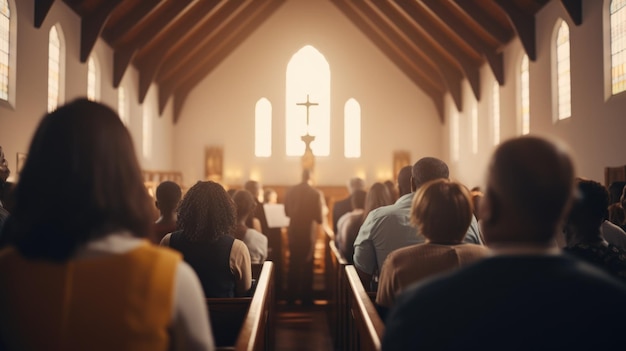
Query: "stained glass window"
48 26 61 112
87 56 98 101
556 21 571 120
344 98 361 158
520 55 530 135
611 0 626 94
492 81 500 145
0 0 10 101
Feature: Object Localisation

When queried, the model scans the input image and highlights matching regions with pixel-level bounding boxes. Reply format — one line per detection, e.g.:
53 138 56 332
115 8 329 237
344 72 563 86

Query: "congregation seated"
376 179 490 319
382 136 626 350
341 183 393 264
333 177 365 234
161 181 252 298
153 180 182 243
0 146 10 235
335 189 366 259
0 99 214 350
233 190 268 264
563 179 626 282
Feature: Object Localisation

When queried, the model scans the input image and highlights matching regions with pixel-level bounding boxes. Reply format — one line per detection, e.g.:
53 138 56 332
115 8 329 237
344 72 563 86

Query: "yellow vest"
0 241 180 351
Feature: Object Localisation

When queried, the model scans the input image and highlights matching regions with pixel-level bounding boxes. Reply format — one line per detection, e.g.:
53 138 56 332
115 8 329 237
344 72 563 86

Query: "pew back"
345 265 385 351
326 238 349 351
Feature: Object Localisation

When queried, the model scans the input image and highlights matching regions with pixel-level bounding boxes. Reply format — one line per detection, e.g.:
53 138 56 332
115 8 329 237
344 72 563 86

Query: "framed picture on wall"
16 152 27 175
205 146 223 182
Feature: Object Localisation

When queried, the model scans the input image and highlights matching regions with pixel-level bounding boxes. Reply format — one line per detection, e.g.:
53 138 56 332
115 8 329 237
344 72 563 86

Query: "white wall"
175 0 442 187
448 0 626 188
0 0 174 183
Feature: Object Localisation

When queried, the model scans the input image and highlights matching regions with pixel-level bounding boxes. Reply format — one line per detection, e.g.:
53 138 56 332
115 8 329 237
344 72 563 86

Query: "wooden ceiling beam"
363 1 465 109
331 0 445 123
392 0 482 101
495 0 537 61
35 0 55 28
111 0 193 87
453 0 513 45
135 0 226 103
102 0 161 45
561 0 583 26
422 0 505 85
159 0 286 115
80 0 122 62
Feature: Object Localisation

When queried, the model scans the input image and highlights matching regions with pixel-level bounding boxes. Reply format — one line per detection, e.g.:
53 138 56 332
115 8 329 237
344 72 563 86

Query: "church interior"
1 0 626 350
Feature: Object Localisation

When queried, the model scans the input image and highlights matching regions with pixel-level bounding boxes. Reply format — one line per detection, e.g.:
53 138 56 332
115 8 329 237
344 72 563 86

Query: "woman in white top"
233 190 268 264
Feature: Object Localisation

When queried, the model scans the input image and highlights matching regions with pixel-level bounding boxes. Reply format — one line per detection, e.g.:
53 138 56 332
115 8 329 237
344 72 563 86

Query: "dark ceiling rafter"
392 0 482 102
560 0 583 26
136 0 236 104
168 0 287 122
331 0 445 122
36 0 557 124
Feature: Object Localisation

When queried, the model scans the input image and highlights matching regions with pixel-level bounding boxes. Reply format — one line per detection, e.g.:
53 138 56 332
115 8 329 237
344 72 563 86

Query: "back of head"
11 99 153 261
484 136 575 244
397 165 413 197
566 179 609 234
608 203 625 226
364 182 393 216
264 188 277 204
156 181 182 212
410 179 473 243
412 157 449 190
233 189 257 221
244 180 260 198
177 181 236 242
608 181 626 204
348 177 365 194
301 169 312 183
350 189 367 210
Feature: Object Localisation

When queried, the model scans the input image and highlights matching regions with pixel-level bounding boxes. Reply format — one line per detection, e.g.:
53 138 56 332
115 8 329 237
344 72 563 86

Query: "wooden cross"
296 94 319 126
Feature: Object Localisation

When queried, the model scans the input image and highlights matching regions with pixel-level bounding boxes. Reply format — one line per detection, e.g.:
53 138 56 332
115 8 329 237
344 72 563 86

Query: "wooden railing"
207 261 275 351
345 265 385 351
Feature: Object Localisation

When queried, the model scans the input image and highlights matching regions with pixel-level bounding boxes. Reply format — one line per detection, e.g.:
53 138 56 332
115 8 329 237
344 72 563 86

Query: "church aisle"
274 303 333 351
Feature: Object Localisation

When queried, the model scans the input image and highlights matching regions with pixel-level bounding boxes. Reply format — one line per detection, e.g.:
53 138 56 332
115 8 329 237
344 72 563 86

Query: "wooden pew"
345 265 385 351
206 261 275 351
325 232 350 351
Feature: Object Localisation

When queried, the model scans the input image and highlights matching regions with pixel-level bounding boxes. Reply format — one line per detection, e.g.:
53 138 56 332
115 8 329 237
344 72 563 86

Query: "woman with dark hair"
340 182 393 262
233 190 268 264
161 181 252 297
376 179 489 317
0 99 214 350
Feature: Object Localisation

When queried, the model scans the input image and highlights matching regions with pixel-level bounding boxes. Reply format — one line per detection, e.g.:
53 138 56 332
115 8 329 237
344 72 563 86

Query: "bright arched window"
142 104 152 159
48 25 64 112
0 0 15 103
344 98 361 158
285 45 331 156
492 81 500 145
87 56 99 101
520 55 530 135
118 87 128 125
556 21 571 120
450 108 459 162
255 98 272 157
611 0 626 94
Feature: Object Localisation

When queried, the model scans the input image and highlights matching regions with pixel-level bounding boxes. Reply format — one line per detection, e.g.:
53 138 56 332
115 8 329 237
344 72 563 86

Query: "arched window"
450 108 459 162
520 54 530 135
87 56 100 101
611 0 626 94
255 98 272 157
48 25 64 112
285 45 331 156
142 104 152 159
0 0 16 104
492 81 500 145
556 21 571 120
471 102 478 154
344 98 361 158
118 87 128 125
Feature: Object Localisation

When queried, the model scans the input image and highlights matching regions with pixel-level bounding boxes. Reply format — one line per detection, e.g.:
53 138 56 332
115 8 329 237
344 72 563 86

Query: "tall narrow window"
556 21 571 120
48 26 62 112
450 109 459 162
255 98 272 157
87 56 99 101
118 87 128 125
611 0 626 94
286 45 331 156
492 81 500 145
0 0 11 102
520 55 530 135
344 98 361 158
471 103 478 154
142 105 152 159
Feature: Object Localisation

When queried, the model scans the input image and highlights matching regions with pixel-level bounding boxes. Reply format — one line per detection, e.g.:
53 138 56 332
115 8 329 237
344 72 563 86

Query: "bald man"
383 136 626 350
